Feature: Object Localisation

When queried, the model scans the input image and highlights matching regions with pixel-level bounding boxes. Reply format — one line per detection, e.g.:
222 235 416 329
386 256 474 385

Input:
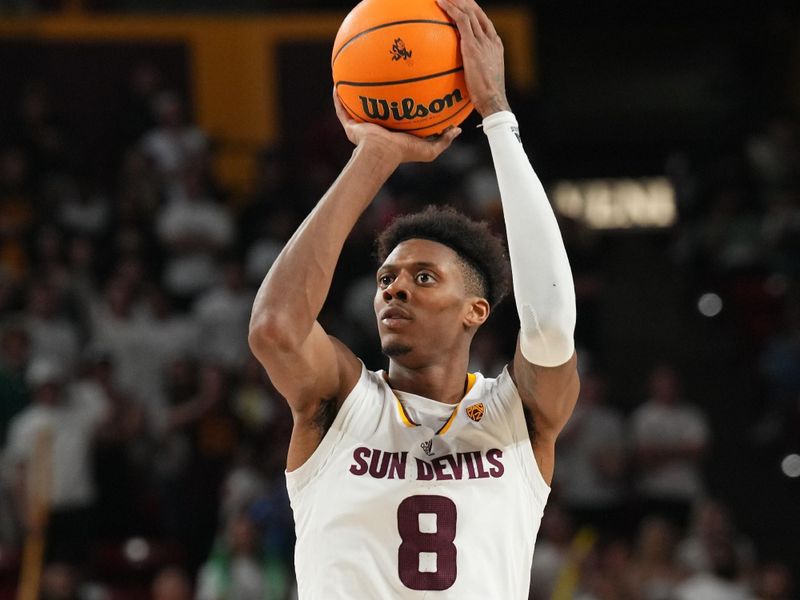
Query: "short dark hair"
375 205 511 308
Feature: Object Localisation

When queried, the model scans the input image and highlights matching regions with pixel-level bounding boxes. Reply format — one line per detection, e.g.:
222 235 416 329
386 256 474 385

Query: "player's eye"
379 274 394 287
415 272 434 284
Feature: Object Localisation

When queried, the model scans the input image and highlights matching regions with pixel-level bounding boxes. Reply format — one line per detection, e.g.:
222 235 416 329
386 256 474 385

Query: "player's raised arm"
248 91 460 468
438 0 579 483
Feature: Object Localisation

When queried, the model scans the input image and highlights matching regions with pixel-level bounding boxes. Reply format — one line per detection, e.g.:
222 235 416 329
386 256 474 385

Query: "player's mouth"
380 307 412 329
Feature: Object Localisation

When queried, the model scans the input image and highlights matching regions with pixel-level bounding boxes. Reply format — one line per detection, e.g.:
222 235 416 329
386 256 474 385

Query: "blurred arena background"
0 0 799 598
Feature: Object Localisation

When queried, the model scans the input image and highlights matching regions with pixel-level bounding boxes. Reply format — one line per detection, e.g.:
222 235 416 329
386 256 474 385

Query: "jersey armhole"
285 361 370 497
495 366 552 504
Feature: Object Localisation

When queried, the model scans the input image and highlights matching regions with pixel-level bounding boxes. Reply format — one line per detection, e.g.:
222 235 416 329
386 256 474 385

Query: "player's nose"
382 275 410 302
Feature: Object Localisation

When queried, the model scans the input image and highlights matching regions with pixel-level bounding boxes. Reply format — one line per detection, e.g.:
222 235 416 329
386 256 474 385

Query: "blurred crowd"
0 58 798 600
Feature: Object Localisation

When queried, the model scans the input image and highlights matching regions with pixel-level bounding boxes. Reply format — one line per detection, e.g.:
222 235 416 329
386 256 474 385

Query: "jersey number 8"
397 495 457 591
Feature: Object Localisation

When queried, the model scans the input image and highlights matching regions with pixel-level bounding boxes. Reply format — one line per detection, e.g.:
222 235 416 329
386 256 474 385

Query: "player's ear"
464 297 490 328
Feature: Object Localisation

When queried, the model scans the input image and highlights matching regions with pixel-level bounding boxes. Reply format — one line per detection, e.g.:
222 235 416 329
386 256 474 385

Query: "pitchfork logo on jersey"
390 38 413 61
466 403 485 422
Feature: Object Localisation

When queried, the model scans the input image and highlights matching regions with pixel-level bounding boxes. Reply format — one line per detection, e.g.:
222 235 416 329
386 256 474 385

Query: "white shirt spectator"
141 126 206 174
630 399 709 500
140 89 207 183
192 280 254 368
25 314 80 374
557 402 626 508
156 189 233 298
5 381 108 509
197 556 266 600
674 573 755 600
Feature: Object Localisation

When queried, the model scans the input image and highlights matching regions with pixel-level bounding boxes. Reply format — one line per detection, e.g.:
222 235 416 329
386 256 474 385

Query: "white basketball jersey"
286 364 550 599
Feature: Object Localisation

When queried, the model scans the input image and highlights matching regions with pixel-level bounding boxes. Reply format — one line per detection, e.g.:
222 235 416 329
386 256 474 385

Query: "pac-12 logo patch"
466 403 485 422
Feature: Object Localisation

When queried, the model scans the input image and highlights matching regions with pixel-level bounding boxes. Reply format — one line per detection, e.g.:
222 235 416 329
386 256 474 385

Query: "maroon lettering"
432 456 453 481
486 448 505 478
369 449 391 478
444 454 465 480
397 495 457 590
473 451 490 479
415 458 434 481
388 452 408 480
463 452 477 479
349 446 370 476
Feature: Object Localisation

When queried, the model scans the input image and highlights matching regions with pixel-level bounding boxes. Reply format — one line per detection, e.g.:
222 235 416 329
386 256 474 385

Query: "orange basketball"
332 0 473 138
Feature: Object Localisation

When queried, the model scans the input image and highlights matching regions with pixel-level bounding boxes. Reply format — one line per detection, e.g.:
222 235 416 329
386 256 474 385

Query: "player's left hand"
436 0 510 118
333 88 461 164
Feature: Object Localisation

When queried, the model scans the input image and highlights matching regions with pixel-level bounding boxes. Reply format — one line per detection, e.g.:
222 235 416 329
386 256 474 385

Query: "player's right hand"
436 0 511 118
333 89 461 164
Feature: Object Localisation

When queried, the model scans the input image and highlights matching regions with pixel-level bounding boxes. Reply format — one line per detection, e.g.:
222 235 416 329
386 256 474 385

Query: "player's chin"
381 340 414 358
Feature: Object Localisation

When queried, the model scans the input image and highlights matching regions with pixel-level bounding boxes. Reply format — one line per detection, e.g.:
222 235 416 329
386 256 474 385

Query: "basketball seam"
335 66 464 88
339 94 472 133
331 19 456 67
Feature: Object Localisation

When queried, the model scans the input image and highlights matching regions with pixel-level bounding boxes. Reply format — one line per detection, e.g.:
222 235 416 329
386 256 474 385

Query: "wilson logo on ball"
359 89 464 121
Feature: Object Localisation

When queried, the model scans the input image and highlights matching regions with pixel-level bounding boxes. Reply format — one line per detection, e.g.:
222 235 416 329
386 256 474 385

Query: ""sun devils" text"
349 446 504 480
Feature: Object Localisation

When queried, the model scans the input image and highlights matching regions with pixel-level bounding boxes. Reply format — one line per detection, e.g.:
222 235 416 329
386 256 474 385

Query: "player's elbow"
518 302 575 367
519 323 574 367
248 313 300 357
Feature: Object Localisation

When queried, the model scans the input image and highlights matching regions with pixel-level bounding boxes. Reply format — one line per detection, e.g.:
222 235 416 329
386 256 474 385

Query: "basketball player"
248 0 579 596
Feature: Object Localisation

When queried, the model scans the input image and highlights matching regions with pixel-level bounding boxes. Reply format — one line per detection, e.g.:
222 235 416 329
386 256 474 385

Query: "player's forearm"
484 111 576 367
250 143 398 348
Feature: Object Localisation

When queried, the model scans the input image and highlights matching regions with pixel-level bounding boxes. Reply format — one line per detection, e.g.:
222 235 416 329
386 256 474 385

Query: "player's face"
374 238 478 363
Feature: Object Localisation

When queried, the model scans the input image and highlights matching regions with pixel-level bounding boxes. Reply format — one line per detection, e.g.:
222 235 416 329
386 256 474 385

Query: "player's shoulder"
475 365 518 398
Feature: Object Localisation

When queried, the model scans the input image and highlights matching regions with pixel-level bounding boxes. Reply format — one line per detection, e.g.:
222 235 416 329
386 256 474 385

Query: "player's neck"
386 354 471 405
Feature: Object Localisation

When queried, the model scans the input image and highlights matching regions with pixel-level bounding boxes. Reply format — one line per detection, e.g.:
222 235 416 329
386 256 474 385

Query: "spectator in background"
0 324 31 546
164 362 240 570
140 91 208 194
11 80 69 180
152 566 193 600
77 348 146 539
757 300 800 444
119 63 162 148
38 561 104 600
630 363 710 528
87 275 153 404
237 145 294 251
23 280 80 373
116 147 162 225
150 356 197 542
231 356 282 443
192 258 253 368
0 324 31 445
0 146 35 281
29 223 71 291
244 207 296 288
54 174 110 238
133 286 200 420
530 504 576 600
156 167 233 301
755 562 794 600
628 516 684 600
196 511 288 600
555 370 627 535
3 358 109 564
574 540 636 600
674 537 755 600
677 498 755 577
